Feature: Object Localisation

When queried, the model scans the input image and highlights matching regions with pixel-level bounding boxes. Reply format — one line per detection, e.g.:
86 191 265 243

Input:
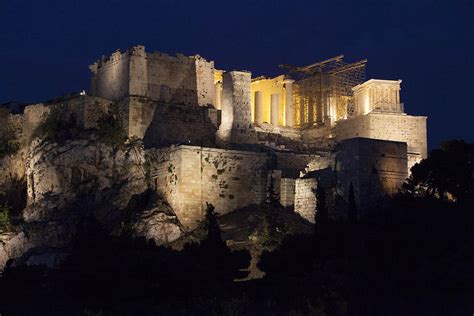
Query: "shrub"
0 139 20 158
0 203 11 231
96 103 127 148
33 107 80 143
33 108 60 141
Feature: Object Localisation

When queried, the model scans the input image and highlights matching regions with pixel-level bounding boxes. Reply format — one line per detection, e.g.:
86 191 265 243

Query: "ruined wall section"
366 113 427 158
334 113 427 170
146 52 198 105
89 50 130 100
152 145 268 229
128 46 148 97
294 178 317 223
90 46 215 107
280 178 296 208
217 71 253 143
124 97 220 147
195 56 215 106
335 138 408 211
275 151 330 178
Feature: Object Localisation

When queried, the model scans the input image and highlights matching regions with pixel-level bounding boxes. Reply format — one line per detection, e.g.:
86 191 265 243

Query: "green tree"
348 182 357 223
403 140 473 203
202 202 222 247
314 184 328 226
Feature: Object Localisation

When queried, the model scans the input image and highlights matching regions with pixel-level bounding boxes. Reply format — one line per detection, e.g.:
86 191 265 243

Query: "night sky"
1 0 472 148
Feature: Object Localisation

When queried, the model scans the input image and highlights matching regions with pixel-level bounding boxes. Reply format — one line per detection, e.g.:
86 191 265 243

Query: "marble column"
254 91 263 125
300 96 306 126
271 93 279 126
283 79 294 127
214 82 222 110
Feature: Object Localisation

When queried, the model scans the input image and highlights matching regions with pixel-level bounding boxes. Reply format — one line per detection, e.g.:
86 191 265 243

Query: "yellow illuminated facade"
250 75 289 126
213 70 224 110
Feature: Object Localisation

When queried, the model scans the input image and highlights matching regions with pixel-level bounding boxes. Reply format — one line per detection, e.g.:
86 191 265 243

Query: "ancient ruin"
2 45 427 232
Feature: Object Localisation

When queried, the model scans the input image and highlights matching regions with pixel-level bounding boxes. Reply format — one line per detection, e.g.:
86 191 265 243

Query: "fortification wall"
128 46 148 97
23 104 51 142
149 144 331 228
125 97 220 147
335 113 427 159
367 113 427 158
151 145 268 229
294 178 317 223
275 151 329 178
195 56 215 106
335 138 408 211
146 52 198 105
90 46 215 107
218 71 252 142
280 178 296 207
90 50 130 100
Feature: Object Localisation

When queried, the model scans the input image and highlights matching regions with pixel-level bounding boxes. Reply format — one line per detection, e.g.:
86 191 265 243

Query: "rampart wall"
90 46 215 107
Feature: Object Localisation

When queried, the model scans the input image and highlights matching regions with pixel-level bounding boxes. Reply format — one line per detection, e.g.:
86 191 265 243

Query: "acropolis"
2 45 427 230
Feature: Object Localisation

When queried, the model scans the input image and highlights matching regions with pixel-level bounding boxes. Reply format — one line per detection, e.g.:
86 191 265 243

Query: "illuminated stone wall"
90 49 131 101
335 137 408 211
124 97 220 147
152 146 268 228
294 178 317 222
150 145 328 228
145 52 199 105
90 46 215 107
217 71 252 142
335 112 428 163
280 178 296 207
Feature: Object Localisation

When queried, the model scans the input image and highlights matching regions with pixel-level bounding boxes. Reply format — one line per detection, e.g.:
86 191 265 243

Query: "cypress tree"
348 182 358 223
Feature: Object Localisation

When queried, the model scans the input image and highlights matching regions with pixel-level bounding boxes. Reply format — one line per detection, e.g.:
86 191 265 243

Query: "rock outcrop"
0 136 183 270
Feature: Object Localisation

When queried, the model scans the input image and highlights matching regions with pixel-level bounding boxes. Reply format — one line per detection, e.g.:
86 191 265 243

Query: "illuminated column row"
214 82 222 110
254 91 263 124
271 94 279 126
284 79 294 127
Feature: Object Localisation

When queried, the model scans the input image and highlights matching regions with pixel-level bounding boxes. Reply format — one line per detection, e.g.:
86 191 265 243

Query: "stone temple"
18 46 427 229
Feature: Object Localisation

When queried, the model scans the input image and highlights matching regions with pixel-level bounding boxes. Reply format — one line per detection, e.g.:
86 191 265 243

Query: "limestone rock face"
24 138 148 222
0 137 184 270
0 231 28 270
132 199 183 245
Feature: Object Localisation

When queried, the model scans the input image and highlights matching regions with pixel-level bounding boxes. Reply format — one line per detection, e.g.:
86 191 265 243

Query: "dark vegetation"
33 102 126 147
0 176 27 231
0 108 19 158
0 140 472 315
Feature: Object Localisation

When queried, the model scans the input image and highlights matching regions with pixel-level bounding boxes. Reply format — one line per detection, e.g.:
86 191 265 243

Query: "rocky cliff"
0 131 183 270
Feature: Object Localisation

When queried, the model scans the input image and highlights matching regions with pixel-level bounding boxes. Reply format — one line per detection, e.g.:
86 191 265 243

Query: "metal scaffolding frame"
280 55 367 127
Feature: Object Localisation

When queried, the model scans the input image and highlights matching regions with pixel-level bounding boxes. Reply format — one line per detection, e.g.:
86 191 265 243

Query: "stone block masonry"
294 178 317 223
90 46 215 107
280 178 296 207
124 97 220 147
218 71 252 142
335 112 427 159
151 145 268 229
335 137 408 211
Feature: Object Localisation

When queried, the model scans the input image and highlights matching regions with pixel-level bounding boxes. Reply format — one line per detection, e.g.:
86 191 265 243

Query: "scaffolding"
280 55 366 128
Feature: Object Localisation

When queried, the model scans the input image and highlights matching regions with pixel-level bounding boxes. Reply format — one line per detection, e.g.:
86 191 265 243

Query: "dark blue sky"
1 0 472 148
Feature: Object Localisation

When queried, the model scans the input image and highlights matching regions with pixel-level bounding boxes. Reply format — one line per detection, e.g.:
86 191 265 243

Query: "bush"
0 139 20 158
33 107 80 143
96 114 126 148
96 103 127 148
0 203 11 231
